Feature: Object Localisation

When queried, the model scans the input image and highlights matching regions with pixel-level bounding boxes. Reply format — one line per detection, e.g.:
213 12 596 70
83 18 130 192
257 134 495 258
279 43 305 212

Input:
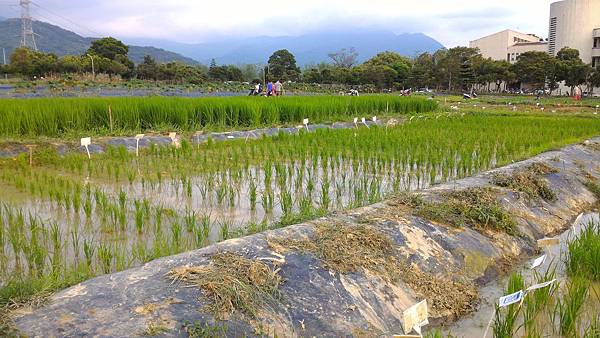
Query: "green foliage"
0 96 437 137
268 49 301 81
513 51 557 89
565 221 600 281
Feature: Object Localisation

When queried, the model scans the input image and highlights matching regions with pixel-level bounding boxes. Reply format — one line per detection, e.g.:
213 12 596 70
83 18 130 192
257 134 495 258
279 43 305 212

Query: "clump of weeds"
491 162 558 202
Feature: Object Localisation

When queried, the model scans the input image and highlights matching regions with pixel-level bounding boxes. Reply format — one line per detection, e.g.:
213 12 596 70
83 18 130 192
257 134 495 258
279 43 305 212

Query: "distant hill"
0 18 198 65
126 30 445 66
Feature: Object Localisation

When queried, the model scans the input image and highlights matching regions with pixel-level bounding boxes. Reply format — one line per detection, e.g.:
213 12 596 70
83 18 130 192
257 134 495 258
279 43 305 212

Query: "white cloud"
1 0 555 46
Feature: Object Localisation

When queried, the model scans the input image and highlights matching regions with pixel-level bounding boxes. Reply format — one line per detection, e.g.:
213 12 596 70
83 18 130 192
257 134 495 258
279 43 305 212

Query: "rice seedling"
493 272 525 338
555 277 589 337
565 221 600 281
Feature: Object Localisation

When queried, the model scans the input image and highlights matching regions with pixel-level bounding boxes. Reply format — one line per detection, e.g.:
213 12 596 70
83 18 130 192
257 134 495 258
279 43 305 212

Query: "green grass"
565 221 600 281
0 96 437 137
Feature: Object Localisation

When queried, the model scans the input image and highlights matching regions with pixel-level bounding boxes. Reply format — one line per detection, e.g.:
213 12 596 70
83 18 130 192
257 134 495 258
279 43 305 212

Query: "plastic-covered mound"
11 139 600 337
0 120 385 158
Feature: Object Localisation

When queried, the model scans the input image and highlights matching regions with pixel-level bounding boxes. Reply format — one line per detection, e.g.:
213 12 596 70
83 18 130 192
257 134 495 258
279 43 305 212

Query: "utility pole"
20 0 37 51
87 54 95 78
2 47 6 80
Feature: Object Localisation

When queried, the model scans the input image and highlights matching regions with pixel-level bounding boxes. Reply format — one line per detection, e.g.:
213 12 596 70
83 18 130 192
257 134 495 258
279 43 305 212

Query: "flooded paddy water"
4 110 600 337
439 213 600 337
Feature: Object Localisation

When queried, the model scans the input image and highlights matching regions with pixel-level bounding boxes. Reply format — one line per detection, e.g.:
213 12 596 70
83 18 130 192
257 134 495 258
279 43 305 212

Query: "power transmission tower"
20 0 37 51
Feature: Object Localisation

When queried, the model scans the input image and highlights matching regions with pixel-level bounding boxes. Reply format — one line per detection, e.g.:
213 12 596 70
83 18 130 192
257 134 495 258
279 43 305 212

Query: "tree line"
1 37 599 93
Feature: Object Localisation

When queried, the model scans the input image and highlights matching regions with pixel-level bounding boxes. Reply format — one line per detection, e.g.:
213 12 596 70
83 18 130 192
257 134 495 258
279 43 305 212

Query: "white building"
549 0 600 67
469 30 548 63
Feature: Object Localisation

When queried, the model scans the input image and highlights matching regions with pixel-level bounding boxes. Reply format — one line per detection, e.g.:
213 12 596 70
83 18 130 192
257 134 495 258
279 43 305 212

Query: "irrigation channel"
9 133 600 337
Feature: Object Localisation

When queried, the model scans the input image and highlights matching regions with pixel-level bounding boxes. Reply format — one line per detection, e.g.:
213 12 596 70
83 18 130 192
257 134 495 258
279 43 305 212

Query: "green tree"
409 53 435 89
513 51 556 89
136 55 159 80
362 51 412 88
88 37 129 60
556 47 592 95
268 49 300 81
588 67 600 95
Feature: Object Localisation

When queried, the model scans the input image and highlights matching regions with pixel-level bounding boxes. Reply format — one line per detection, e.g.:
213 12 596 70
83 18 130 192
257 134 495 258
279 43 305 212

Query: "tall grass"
565 221 600 281
0 96 438 137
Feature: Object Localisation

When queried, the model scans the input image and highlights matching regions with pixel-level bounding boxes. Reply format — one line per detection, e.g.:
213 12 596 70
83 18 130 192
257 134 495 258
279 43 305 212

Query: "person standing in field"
274 80 283 96
267 80 274 97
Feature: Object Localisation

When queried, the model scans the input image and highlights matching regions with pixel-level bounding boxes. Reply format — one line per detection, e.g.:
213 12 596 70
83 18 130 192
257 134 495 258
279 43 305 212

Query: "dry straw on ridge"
168 252 282 320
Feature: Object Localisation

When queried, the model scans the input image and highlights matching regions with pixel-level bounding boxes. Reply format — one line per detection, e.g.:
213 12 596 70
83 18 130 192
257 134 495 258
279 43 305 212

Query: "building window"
593 57 600 68
549 17 557 55
594 37 600 48
507 53 511 62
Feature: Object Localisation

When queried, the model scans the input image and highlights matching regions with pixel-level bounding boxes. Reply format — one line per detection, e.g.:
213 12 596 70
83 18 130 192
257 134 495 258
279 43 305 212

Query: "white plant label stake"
401 299 428 335
169 132 177 144
135 134 145 157
372 116 377 123
81 137 91 159
530 254 547 270
527 279 557 292
498 290 524 307
303 118 309 131
353 117 358 128
362 117 369 128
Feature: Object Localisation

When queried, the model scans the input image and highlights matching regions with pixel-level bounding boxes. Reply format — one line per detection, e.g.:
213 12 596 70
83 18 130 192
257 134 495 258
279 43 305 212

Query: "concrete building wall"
507 42 549 63
470 30 541 61
549 0 600 63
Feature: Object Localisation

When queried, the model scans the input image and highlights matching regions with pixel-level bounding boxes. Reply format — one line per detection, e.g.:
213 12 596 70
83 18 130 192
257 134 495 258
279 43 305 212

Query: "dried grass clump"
492 162 558 202
168 252 281 320
396 263 478 320
395 188 517 235
270 223 401 281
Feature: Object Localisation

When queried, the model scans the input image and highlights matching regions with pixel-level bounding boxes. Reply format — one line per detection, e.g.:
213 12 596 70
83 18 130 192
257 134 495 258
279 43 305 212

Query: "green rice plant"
97 244 114 275
523 265 557 335
565 221 600 281
0 96 438 137
555 277 589 337
493 272 525 338
584 316 600 338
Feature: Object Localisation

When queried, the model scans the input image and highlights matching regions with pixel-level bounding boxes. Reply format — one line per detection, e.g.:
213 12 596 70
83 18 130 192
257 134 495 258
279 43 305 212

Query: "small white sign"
372 116 377 122
401 300 428 334
135 134 145 140
303 118 309 125
353 118 358 124
169 132 177 141
361 117 366 124
80 137 91 147
227 135 235 139
527 279 557 292
498 290 524 307
530 254 547 270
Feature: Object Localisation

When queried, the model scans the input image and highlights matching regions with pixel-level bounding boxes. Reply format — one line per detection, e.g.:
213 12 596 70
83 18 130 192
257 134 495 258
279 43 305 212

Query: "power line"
29 0 101 37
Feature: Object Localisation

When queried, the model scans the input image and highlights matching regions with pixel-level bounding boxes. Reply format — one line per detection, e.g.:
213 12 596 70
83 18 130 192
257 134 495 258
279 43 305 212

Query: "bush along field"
1 112 600 323
0 96 437 137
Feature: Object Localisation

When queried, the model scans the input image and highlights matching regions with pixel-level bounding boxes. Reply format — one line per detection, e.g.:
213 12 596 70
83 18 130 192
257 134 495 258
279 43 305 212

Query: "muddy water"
438 213 600 337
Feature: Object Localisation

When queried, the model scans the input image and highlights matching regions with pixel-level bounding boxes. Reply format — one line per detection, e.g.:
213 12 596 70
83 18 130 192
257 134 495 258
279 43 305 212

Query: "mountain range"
0 17 445 66
0 18 198 65
126 31 444 66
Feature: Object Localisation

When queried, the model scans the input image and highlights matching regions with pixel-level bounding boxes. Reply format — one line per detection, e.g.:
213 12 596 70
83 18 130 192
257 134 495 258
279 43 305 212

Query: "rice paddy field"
2 94 600 335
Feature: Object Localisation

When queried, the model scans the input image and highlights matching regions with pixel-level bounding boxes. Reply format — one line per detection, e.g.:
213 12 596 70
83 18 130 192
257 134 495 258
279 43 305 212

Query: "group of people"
249 80 284 97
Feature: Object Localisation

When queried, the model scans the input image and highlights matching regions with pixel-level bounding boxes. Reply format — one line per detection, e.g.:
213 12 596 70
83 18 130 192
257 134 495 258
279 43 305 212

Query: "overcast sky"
0 0 555 46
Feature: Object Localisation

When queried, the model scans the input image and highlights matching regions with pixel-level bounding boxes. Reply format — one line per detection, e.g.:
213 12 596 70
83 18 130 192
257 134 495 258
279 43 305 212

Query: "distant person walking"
274 80 283 96
267 81 274 97
574 85 582 101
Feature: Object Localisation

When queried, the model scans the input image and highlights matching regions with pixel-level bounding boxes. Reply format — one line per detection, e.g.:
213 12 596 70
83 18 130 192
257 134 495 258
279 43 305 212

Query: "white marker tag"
401 300 428 334
361 117 366 124
530 254 547 270
353 118 358 124
498 290 523 307
574 213 584 226
303 118 309 125
537 237 559 248
527 279 557 292
135 134 145 140
169 132 177 141
372 116 377 122
81 137 91 147
227 136 235 139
